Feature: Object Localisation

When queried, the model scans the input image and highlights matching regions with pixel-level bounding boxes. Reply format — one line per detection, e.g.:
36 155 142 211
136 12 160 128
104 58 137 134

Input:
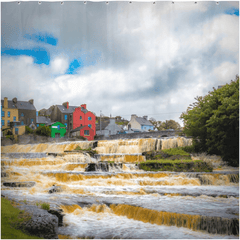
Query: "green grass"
145 159 196 164
162 148 190 156
1 197 41 239
40 203 50 210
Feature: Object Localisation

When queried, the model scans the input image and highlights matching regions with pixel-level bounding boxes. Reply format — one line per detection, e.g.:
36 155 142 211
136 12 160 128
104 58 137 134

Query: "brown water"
1 138 239 239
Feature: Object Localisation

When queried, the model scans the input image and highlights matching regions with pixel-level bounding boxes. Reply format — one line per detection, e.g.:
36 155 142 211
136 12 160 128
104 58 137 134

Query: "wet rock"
3 181 35 188
48 185 62 194
1 172 9 178
17 205 58 239
85 162 122 172
48 209 65 226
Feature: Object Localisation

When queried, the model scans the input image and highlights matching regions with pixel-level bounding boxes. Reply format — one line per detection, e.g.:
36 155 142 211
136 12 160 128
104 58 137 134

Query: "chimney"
81 104 86 109
62 102 69 109
131 114 137 121
4 97 8 109
12 97 17 104
128 124 131 131
143 115 148 120
29 99 34 105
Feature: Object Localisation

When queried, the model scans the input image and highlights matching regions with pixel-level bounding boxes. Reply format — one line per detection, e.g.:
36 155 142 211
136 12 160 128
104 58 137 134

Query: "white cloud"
51 57 69 75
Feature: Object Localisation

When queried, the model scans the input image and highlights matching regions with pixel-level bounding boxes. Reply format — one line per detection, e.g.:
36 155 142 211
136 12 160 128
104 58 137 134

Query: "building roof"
57 105 78 114
96 119 110 131
70 126 86 132
1 100 36 110
135 117 153 126
36 116 52 125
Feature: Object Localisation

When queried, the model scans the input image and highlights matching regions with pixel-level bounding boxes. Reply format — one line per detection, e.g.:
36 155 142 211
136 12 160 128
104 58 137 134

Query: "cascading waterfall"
1 137 239 239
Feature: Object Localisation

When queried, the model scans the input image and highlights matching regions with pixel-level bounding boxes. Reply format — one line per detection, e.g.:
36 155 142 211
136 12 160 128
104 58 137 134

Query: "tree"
180 75 239 166
149 118 181 131
35 125 51 137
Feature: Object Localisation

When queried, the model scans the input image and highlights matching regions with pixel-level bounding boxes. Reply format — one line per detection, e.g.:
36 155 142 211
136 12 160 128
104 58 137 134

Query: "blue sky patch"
67 59 82 74
1 48 50 65
225 8 239 16
66 50 102 74
24 33 58 46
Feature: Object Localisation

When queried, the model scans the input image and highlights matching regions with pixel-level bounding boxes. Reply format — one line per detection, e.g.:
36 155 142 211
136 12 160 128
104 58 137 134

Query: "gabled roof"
56 105 78 113
1 100 36 110
36 116 51 125
1 100 17 109
70 125 92 133
135 117 153 126
96 119 110 131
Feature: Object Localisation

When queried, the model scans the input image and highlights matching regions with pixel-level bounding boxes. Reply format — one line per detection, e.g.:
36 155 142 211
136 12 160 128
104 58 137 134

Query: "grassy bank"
139 160 213 172
141 148 213 172
1 197 41 239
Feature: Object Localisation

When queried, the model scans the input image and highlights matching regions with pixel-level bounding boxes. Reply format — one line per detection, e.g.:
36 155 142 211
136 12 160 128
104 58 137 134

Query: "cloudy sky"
1 1 239 125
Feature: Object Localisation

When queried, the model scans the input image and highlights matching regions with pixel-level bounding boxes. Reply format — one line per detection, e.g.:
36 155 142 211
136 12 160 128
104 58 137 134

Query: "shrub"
40 203 50 210
25 126 33 134
162 148 190 157
35 126 51 137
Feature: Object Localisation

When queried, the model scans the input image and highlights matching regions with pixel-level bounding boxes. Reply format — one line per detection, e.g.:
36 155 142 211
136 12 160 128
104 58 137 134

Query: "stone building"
127 114 154 132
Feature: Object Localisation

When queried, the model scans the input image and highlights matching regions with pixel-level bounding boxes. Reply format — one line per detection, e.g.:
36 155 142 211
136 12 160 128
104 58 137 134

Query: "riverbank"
1 196 59 239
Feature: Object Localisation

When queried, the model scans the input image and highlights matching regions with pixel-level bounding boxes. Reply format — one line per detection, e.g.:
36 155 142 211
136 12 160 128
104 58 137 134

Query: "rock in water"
17 205 58 239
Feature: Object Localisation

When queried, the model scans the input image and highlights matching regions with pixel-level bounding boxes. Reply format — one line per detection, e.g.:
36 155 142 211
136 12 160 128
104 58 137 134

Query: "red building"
72 104 96 140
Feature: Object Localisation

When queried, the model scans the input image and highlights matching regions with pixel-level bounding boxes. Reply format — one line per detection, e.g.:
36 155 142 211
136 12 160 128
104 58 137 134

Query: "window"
84 130 89 135
88 116 92 120
37 124 39 127
21 113 24 117
65 123 67 129
21 121 24 125
31 118 33 123
7 120 10 126
57 125 60 130
8 111 10 117
2 120 4 126
2 111 5 117
88 124 92 128
15 128 18 135
65 115 67 120
13 117 16 121
36 112 38 116
80 116 82 120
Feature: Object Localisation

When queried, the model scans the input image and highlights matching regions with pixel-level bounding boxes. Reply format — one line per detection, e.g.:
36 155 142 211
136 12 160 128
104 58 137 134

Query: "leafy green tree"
149 118 181 131
35 125 51 137
180 76 239 166
25 126 33 134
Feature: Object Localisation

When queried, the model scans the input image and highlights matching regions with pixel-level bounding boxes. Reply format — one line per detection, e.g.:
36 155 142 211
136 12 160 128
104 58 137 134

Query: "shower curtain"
1 1 238 125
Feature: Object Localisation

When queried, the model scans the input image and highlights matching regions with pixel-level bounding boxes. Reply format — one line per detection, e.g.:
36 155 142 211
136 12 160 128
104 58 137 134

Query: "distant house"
36 116 51 128
48 102 96 138
50 122 66 138
13 98 36 126
127 114 154 132
50 102 78 136
1 97 36 135
70 125 94 141
96 118 122 136
72 104 96 136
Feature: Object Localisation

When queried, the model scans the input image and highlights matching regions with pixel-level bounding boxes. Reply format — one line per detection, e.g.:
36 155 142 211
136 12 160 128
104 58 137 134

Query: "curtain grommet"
84 1 87 4
216 1 219 5
61 2 64 5
17 1 21 4
38 1 41 5
153 2 156 4
172 2 174 4
106 1 109 4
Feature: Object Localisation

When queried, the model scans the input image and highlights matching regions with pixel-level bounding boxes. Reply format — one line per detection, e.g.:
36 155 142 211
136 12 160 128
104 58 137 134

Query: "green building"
51 122 66 138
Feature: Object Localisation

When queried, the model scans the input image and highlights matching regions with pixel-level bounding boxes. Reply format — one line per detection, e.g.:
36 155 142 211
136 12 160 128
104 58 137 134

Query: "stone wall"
96 130 177 140
1 135 79 146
